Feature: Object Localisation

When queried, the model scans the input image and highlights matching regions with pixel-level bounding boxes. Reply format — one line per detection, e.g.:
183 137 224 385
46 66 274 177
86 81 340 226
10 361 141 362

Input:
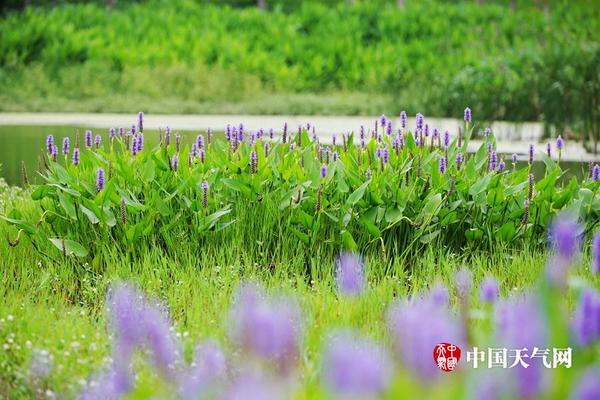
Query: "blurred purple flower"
62 137 70 155
96 168 105 192
335 253 365 296
570 288 600 347
179 341 227 400
196 134 204 149
528 144 534 164
439 156 447 174
46 134 54 154
137 111 144 132
320 164 327 178
592 231 600 275
444 131 450 147
171 154 179 172
323 331 393 398
72 147 80 166
455 267 472 300
489 151 497 171
400 111 407 128
570 365 600 400
430 282 450 307
556 135 564 151
480 276 500 304
546 143 551 157
201 180 209 208
109 127 115 140
250 151 257 174
512 153 518 164
456 152 463 169
85 130 93 148
593 165 600 182
29 349 52 380
498 159 506 171
464 107 472 122
416 113 424 132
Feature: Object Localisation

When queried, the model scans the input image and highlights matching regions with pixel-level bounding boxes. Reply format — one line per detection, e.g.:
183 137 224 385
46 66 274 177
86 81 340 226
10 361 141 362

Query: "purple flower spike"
484 127 491 137
333 151 338 162
72 147 80 166
131 124 136 136
46 134 54 154
592 231 600 275
444 131 450 147
489 151 497 171
323 331 392 398
556 135 564 151
109 127 115 139
549 214 581 261
96 168 105 192
439 156 447 174
480 276 500 304
388 294 464 380
335 252 365 296
495 295 547 399
546 143 551 157
383 147 389 164
455 267 472 299
424 124 429 137
269 128 274 140
386 121 392 136
196 135 204 150
171 154 179 172
51 145 57 161
137 112 144 132
570 288 600 347
528 144 534 164
62 137 70 155
118 127 124 137
456 152 463 169
593 165 600 182
201 181 209 208
94 134 101 149
400 111 407 128
570 366 600 400
512 153 518 164
264 142 269 158
85 130 93 148
178 341 226 400
380 115 387 128
416 113 424 132
464 107 472 123
498 159 506 171
320 164 327 179
137 134 144 151
430 282 450 307
250 151 257 174
229 283 302 373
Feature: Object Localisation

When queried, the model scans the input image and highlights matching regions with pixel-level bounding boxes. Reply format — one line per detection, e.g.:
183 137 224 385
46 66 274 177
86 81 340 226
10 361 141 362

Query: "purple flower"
46 134 54 154
109 127 115 139
137 112 144 132
131 124 136 135
165 126 171 147
229 283 301 372
386 121 392 136
456 152 463 169
592 231 600 275
593 165 600 182
570 288 600 347
464 107 472 123
224 374 281 400
455 267 472 300
269 128 274 140
495 295 547 398
335 253 365 296
400 111 407 128
29 349 52 380
439 156 447 174
484 127 491 137
359 125 365 140
388 294 464 380
171 154 179 172
196 135 204 149
332 151 338 162
498 159 506 171
51 145 57 161
118 127 124 137
376 148 382 159
72 147 80 166
323 331 392 397
424 124 429 137
201 180 209 208
480 276 500 304
320 164 327 179
85 130 93 148
549 214 581 261
556 135 564 151
430 282 450 307
489 151 497 171
264 142 269 158
416 113 424 132
250 151 257 174
96 168 105 192
365 168 371 179
178 341 226 400
570 366 600 400
528 144 534 164
546 142 551 157
136 134 144 151
238 123 244 141
444 131 450 147
199 149 205 163
512 153 518 164
62 137 70 155
380 115 387 128
382 147 389 164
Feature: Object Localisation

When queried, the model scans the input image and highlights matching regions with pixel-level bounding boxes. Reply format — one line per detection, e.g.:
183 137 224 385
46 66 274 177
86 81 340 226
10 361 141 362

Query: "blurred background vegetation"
0 0 598 143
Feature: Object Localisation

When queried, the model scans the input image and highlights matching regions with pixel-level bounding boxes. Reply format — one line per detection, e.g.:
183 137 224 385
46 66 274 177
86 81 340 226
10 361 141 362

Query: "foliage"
0 0 598 139
3 112 600 262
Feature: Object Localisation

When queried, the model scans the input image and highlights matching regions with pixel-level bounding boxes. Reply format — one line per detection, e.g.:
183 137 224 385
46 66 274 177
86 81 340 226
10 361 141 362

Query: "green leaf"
0 215 38 235
58 191 77 221
48 238 88 257
341 230 357 251
346 180 370 206
469 175 491 196
142 159 156 182
289 226 309 244
80 205 100 224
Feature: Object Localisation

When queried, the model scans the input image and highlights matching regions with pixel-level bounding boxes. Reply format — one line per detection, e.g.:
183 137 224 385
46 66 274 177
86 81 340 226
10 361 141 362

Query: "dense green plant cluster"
2 112 600 262
0 0 598 139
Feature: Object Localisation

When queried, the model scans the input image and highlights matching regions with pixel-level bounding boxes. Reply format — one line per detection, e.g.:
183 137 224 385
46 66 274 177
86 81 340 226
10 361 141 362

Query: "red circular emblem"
433 342 461 372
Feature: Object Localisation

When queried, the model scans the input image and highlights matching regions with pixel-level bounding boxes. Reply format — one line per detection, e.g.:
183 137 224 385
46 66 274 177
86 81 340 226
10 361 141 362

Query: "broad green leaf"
80 205 100 224
346 180 370 206
58 191 77 220
48 238 88 257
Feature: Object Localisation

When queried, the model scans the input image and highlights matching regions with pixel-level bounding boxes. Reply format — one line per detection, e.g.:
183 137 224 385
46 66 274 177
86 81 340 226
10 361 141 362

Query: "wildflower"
120 198 126 225
175 133 181 153
250 151 257 174
72 147 80 166
439 156 447 174
495 295 547 398
400 111 407 128
335 253 365 296
386 121 392 135
109 127 115 140
424 124 429 138
455 267 472 300
365 168 372 180
480 276 500 304
380 115 387 128
51 145 57 161
528 144 534 164
46 134 55 154
444 131 450 147
498 159 506 171
178 341 226 400
484 127 491 137
131 138 138 156
323 331 392 398
359 125 365 140
199 149 205 164
131 124 136 135
570 365 600 400
136 134 143 151
201 181 209 208
489 151 497 171
165 126 171 147
512 153 518 164
282 122 288 144
430 282 450 307
171 154 179 172
592 231 600 275
570 288 600 347
388 294 464 380
238 123 244 141
196 135 204 150
269 128 274 140
332 151 338 162
229 283 301 372
593 165 600 182
546 143 551 157
416 113 424 132
382 147 389 165
96 168 105 192
556 135 564 151
320 165 327 179
137 111 144 132
85 130 93 148
528 173 534 200
464 107 472 123
30 349 52 380
118 127 124 137
62 137 70 155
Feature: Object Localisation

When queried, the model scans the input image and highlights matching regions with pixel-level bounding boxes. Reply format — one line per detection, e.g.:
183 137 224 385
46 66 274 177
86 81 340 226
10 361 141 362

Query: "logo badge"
433 342 461 372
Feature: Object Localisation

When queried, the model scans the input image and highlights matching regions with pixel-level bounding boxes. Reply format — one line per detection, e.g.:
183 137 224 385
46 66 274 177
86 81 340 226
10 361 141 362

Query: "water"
0 125 589 186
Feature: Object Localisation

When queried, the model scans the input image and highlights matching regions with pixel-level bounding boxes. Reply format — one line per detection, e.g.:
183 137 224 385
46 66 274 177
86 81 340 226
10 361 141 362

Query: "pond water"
0 125 590 186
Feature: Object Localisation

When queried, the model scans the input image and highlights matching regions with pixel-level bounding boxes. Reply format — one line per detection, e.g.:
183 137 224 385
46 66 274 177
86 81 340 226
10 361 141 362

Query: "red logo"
433 343 461 372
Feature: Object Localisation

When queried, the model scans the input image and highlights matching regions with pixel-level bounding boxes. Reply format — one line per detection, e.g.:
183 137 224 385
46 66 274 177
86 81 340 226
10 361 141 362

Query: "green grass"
1 185 599 399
